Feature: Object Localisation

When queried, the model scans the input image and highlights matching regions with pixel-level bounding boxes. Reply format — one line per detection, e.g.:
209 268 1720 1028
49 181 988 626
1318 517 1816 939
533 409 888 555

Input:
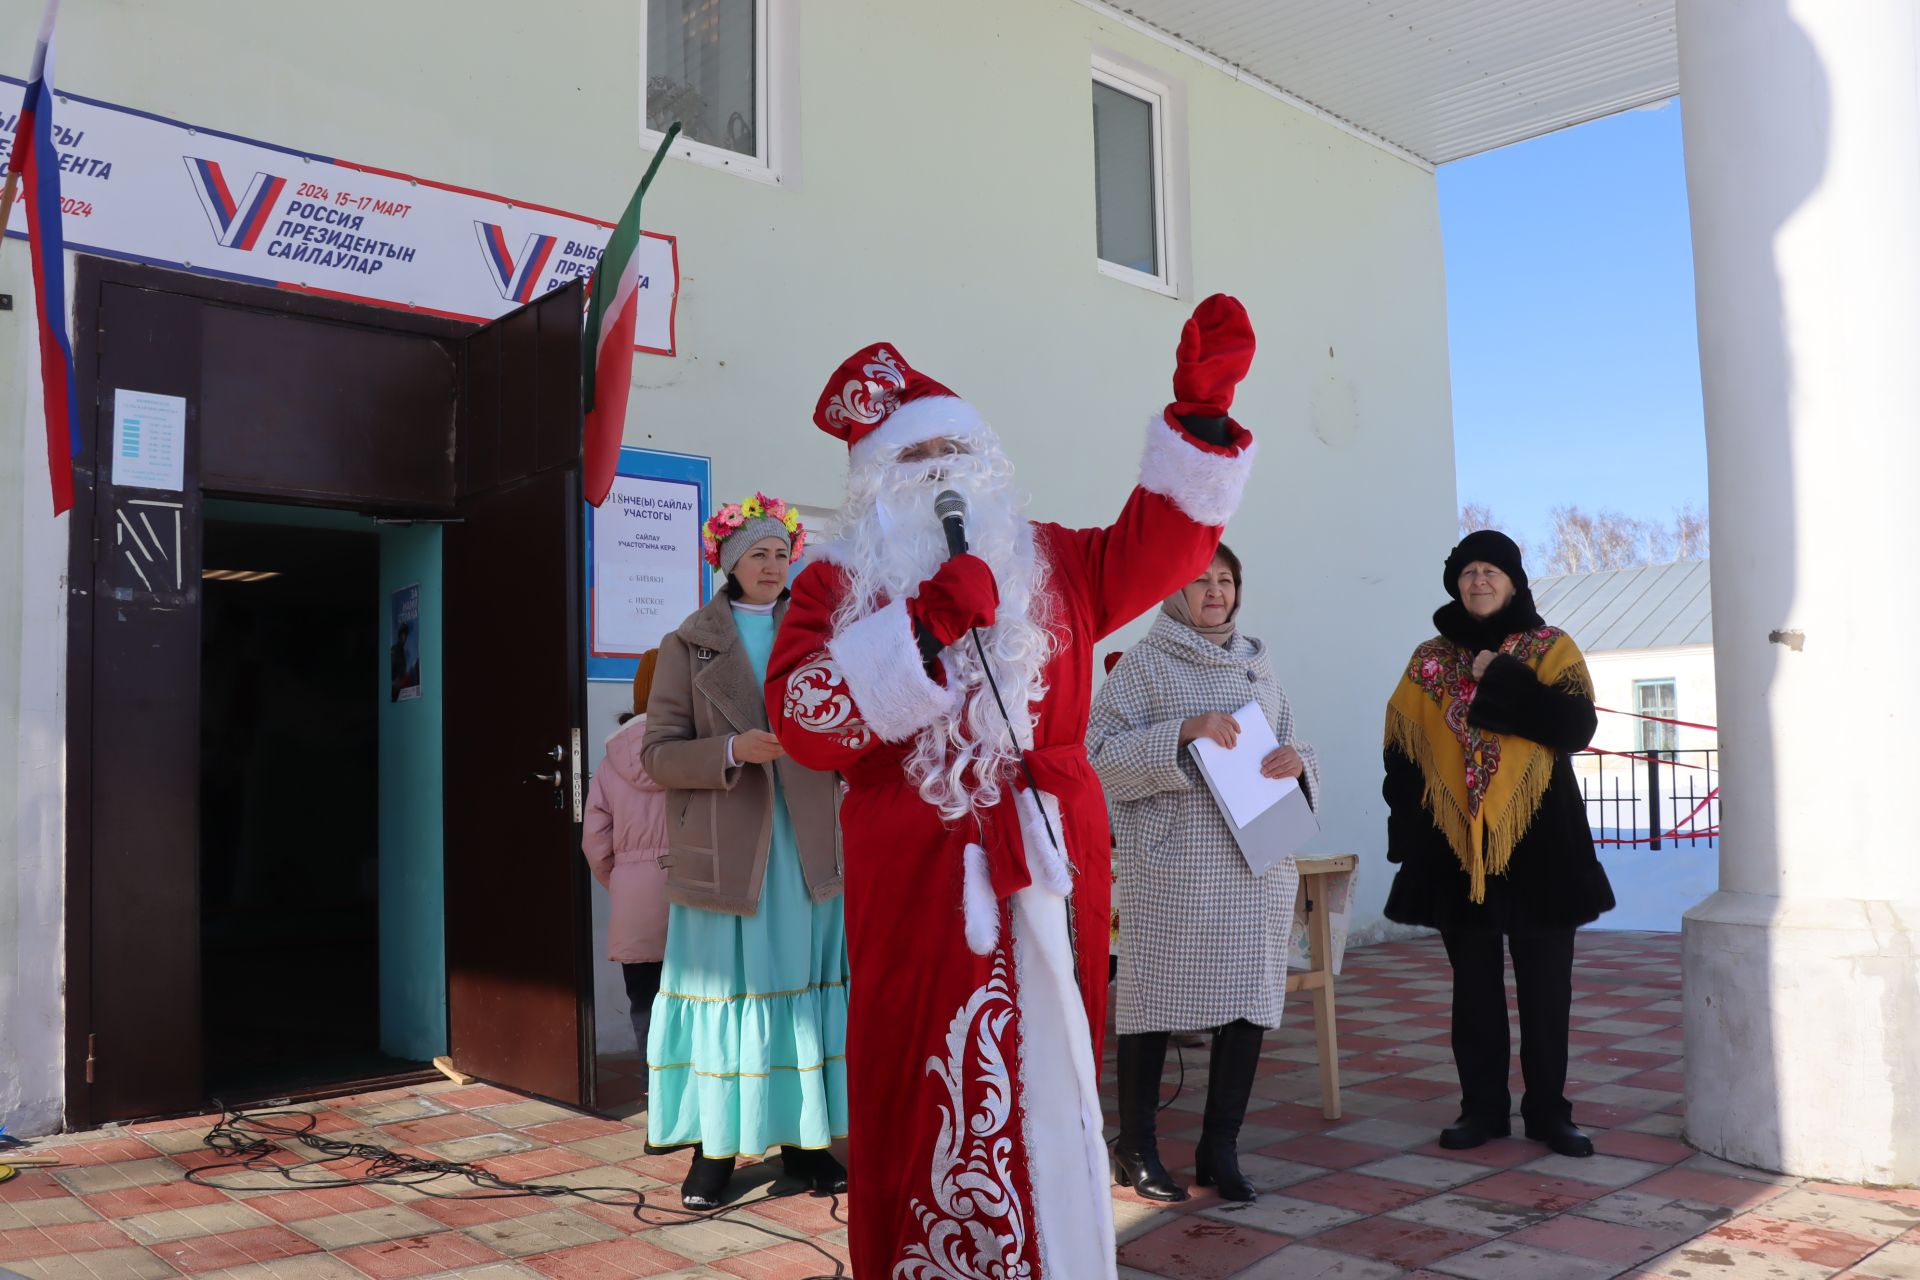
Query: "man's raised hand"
1171 293 1256 419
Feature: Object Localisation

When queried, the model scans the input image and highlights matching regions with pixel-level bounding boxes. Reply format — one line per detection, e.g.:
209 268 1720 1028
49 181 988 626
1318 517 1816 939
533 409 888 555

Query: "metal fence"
1575 747 1720 849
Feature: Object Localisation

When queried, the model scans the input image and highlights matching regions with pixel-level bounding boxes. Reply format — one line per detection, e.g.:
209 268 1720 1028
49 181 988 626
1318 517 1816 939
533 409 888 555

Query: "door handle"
526 770 562 789
543 745 565 762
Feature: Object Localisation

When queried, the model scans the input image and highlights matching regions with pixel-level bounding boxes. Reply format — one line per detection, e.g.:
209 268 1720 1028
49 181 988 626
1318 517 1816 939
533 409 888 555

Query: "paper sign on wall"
110 389 186 493
587 448 712 683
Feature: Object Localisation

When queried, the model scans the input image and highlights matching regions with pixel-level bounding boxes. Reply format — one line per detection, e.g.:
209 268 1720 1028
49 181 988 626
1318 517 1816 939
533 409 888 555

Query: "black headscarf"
1435 530 1543 650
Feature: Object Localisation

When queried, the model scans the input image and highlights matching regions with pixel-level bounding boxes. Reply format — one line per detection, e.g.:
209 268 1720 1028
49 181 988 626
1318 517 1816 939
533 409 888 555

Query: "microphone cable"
935 489 1061 853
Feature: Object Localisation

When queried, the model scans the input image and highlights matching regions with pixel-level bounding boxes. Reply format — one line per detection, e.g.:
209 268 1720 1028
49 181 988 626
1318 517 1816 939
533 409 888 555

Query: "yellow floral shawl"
1385 626 1592 902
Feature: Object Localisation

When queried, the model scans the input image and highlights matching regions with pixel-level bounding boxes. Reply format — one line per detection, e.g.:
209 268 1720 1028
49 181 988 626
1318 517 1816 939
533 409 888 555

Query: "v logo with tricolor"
473 223 558 304
184 157 285 251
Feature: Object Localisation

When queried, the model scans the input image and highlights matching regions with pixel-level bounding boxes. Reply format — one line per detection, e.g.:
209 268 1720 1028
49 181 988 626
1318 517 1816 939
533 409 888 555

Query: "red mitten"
1170 293 1256 418
910 554 999 647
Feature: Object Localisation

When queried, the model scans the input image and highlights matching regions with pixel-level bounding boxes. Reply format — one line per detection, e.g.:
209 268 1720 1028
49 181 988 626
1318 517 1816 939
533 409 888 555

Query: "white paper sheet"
1188 699 1297 829
111 389 187 493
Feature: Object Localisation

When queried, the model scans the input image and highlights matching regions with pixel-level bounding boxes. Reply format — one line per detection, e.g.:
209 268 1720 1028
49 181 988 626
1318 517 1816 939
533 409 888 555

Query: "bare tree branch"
1459 503 1499 537
1543 504 1712 573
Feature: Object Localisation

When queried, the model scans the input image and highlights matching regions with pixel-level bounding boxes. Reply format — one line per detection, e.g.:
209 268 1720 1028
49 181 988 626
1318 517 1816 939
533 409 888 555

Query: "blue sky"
1438 100 1706 551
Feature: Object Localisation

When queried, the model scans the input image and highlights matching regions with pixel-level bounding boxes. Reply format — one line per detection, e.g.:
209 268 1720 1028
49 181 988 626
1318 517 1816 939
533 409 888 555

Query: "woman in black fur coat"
1381 530 1614 1158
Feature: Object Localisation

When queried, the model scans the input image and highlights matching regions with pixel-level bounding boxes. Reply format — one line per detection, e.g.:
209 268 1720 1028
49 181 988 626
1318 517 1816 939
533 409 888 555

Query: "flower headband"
701 492 806 569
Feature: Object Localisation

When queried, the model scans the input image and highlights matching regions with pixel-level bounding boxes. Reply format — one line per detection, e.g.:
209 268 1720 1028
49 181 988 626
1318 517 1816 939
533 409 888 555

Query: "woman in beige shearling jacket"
639 504 848 1213
643 594 843 914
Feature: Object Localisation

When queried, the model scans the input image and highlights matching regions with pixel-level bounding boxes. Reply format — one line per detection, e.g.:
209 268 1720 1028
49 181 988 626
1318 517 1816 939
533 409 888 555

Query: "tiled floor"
6 932 1918 1279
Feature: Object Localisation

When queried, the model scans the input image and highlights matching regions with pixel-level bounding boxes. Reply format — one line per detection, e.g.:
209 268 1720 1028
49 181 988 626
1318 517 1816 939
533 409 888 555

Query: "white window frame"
639 0 797 188
1091 54 1181 298
1635 678 1679 755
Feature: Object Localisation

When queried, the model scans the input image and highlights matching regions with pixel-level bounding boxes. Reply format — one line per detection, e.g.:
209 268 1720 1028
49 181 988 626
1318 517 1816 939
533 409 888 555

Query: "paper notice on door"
1188 699 1295 828
111 389 187 493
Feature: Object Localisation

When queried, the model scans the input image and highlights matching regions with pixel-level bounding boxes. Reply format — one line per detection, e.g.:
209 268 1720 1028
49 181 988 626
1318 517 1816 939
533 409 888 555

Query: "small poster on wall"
587 448 712 683
111 389 188 493
390 584 423 703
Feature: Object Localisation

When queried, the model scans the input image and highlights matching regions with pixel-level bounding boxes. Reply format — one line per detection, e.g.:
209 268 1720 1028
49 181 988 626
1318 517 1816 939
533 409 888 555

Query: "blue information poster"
585 447 712 683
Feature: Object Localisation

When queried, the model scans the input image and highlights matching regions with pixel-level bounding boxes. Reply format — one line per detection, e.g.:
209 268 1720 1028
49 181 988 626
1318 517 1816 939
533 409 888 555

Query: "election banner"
1 75 678 353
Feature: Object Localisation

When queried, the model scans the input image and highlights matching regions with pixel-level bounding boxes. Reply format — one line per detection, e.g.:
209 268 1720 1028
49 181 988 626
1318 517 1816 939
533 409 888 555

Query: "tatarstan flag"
581 122 679 507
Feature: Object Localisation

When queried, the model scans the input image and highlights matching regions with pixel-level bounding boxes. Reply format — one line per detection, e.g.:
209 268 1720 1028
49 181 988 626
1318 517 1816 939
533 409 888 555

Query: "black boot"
1193 1019 1264 1203
782 1145 849 1194
1110 1032 1187 1202
680 1146 735 1211
1439 1113 1512 1150
1524 1118 1595 1158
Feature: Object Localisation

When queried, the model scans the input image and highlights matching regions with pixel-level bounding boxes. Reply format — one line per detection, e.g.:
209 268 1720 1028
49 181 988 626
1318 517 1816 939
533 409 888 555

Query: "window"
1092 57 1177 295
642 0 791 184
1635 679 1678 754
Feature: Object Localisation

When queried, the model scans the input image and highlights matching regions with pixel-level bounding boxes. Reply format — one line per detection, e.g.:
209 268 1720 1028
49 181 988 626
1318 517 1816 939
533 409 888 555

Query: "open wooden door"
442 282 594 1105
68 280 209 1124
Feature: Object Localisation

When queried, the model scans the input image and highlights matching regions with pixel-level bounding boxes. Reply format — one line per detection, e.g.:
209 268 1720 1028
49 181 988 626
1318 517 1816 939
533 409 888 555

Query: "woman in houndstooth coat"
1087 543 1321 1207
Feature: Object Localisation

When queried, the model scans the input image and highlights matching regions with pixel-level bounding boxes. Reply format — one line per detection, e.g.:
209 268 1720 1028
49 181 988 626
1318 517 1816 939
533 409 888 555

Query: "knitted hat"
1444 529 1528 600
702 494 806 577
630 649 659 717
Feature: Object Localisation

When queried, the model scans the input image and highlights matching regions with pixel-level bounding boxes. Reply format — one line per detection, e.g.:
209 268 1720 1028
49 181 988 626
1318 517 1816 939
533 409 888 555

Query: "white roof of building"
1533 559 1711 652
1084 0 1678 166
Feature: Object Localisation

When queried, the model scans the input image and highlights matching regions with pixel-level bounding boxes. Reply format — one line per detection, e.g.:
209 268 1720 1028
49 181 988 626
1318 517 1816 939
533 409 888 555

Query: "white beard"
828 438 1059 821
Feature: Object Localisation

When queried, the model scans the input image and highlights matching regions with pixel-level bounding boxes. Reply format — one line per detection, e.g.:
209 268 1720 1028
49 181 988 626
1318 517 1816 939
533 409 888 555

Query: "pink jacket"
583 716 670 963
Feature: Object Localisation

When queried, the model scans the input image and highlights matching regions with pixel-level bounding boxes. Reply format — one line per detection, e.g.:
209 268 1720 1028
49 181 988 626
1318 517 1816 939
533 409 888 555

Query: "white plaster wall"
0 246 69 1137
0 0 1455 1121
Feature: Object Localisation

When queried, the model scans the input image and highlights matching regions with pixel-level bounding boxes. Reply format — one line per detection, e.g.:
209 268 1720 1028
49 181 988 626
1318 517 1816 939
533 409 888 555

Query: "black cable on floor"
188 1105 848 1279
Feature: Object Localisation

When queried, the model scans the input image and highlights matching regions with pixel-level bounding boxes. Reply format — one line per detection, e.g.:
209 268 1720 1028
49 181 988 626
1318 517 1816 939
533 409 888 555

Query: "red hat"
813 342 993 468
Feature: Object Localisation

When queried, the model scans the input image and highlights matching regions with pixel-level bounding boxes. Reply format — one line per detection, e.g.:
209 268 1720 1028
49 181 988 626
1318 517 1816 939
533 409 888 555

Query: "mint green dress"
646 605 850 1158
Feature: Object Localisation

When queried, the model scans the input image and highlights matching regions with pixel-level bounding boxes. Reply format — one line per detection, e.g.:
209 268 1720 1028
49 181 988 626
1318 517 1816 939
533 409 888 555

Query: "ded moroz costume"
765 296 1259 1277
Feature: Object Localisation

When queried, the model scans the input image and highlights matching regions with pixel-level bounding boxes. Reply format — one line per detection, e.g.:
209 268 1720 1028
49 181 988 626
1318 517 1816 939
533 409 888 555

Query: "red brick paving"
0 1220 135 1261
520 1235 694 1278
1465 1168 1615 1212
1117 1216 1291 1279
1707 1213 1885 1270
7 932 1911 1280
334 1231 507 1278
1312 1215 1490 1268
147 1225 320 1274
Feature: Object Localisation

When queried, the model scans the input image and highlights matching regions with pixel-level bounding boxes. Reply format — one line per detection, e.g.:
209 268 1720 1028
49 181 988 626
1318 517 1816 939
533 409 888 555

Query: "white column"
1678 0 1920 1183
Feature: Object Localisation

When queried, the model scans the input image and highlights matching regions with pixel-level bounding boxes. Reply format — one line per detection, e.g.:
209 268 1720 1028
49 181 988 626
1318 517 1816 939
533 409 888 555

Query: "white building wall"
1582 645 1719 757
1574 646 1722 935
1 1 1455 1115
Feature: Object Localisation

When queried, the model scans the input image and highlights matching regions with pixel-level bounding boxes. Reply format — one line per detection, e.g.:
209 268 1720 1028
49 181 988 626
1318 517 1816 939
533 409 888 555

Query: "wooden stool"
1286 854 1356 1119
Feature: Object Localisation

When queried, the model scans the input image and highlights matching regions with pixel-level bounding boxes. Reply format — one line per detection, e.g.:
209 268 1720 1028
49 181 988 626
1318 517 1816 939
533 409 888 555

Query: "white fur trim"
848 395 996 469
1016 789 1074 897
963 843 999 956
1011 879 1119 1278
603 713 646 748
825 597 961 743
1138 412 1258 527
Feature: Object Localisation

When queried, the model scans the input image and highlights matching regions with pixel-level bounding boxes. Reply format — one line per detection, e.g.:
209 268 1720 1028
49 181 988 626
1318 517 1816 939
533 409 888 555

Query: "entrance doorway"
66 259 596 1126
199 511 407 1098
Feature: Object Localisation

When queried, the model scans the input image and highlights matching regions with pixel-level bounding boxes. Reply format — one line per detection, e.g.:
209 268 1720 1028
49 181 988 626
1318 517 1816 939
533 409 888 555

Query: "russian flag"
4 0 79 515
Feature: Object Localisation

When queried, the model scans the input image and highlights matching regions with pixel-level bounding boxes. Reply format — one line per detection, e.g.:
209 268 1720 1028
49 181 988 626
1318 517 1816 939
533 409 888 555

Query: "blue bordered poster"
585 447 711 683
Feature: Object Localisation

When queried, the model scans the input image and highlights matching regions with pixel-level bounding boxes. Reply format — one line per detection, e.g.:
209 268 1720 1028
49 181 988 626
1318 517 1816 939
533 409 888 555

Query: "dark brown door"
71 282 209 1122
442 283 593 1105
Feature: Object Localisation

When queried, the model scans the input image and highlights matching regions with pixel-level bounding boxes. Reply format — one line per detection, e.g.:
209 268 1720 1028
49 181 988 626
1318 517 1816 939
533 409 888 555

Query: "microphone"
926 487 1059 853
935 489 969 559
